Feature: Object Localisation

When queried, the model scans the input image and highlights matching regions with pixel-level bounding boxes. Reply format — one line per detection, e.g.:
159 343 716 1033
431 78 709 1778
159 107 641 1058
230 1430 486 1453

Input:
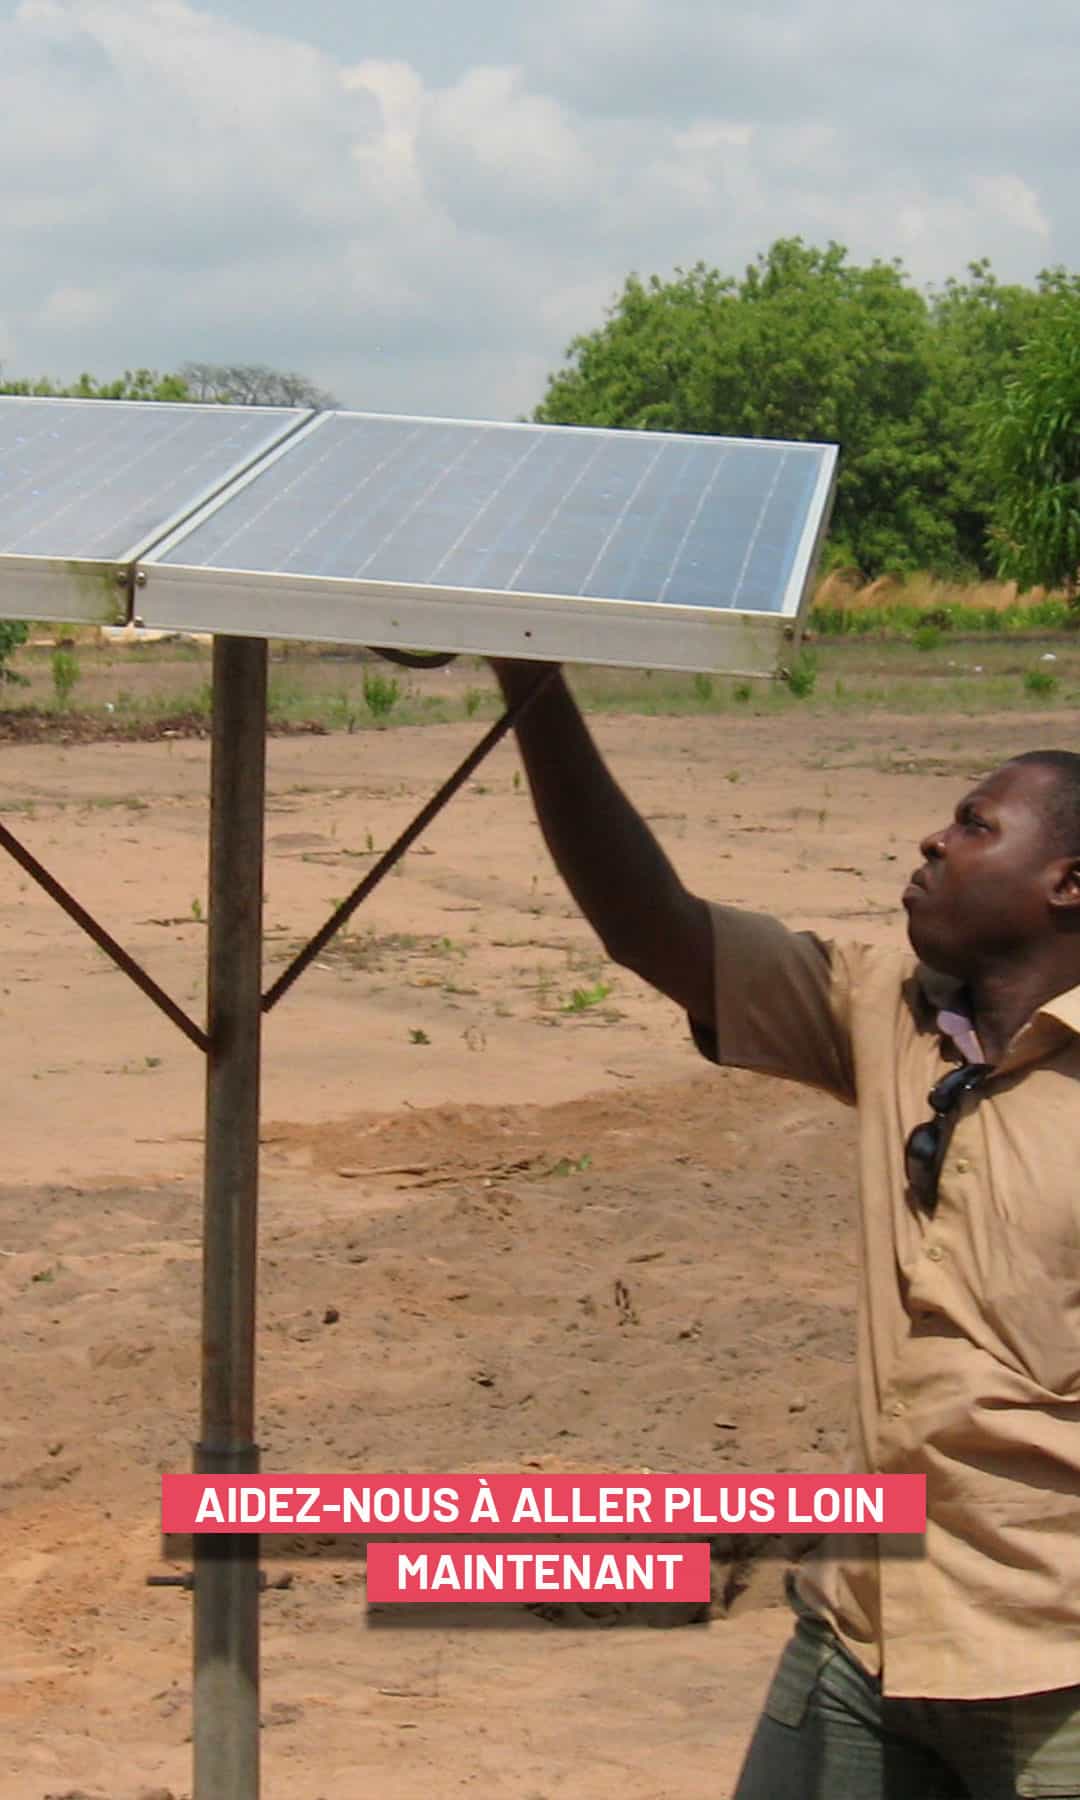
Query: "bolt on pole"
193 636 268 1800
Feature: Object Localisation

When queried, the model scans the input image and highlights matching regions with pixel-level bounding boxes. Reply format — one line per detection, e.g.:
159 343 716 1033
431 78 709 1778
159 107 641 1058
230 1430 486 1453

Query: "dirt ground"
2 676 1076 1800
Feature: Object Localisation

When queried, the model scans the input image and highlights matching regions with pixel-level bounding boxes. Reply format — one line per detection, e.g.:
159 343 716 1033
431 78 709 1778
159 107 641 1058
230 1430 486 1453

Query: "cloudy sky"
2 0 1077 418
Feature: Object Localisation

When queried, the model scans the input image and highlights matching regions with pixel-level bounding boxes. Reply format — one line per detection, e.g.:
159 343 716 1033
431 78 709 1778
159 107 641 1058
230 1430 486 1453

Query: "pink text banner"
162 1473 926 1535
366 1541 711 1603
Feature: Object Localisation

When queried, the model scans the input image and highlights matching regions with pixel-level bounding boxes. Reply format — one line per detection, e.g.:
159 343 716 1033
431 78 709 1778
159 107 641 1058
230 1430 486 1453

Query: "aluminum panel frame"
779 443 839 619
134 562 791 677
0 554 129 626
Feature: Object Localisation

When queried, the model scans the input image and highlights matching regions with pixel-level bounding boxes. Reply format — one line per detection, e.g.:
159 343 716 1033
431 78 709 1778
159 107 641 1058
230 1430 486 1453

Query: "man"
492 657 1080 1799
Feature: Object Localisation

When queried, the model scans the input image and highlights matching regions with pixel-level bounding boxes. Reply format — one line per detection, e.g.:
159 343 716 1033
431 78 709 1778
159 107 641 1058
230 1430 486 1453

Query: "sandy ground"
2 693 1076 1799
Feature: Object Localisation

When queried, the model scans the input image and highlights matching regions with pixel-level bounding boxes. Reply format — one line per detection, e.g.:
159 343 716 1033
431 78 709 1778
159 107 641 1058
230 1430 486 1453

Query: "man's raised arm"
492 660 713 1026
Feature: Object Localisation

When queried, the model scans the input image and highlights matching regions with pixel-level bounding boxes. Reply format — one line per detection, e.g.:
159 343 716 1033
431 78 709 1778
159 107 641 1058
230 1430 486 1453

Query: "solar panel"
0 398 837 673
0 397 308 624
140 412 836 675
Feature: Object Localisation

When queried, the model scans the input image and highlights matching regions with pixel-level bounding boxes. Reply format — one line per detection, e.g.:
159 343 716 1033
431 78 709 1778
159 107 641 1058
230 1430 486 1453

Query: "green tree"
982 279 1080 599
0 361 336 406
534 239 1073 581
924 262 1045 574
0 367 191 401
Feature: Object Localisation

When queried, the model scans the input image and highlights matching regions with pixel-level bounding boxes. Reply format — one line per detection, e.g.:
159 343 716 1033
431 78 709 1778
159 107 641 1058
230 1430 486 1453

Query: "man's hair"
1010 751 1080 856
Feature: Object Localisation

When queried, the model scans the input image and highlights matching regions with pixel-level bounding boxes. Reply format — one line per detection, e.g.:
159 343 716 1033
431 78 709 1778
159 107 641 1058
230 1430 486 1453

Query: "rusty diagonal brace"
0 817 210 1051
0 665 556 1052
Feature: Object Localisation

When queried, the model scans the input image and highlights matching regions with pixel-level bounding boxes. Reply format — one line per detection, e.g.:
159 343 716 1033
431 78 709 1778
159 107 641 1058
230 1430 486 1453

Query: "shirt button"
926 1245 944 1263
889 1401 907 1417
954 1158 971 1174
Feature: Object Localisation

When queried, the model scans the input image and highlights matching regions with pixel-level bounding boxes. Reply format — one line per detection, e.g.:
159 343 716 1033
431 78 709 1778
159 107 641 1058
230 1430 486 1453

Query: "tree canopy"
0 361 338 409
0 368 191 401
177 362 338 409
981 281 1080 597
534 240 1075 582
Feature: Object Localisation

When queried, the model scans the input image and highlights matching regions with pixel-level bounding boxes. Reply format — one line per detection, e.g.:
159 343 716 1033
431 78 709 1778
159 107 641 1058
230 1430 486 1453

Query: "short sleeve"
689 904 858 1104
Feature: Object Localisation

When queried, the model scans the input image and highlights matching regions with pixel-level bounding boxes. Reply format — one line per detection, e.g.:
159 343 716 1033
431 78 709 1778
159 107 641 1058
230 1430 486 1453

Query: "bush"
51 647 81 708
0 619 29 683
362 666 401 723
785 653 817 699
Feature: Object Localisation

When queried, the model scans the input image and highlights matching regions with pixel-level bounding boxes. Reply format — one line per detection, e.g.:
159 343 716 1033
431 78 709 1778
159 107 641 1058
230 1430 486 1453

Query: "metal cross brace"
0 666 555 1046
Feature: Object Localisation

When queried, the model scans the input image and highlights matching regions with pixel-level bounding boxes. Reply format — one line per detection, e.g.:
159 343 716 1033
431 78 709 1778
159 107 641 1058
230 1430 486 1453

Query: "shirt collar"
1037 983 1080 1037
916 962 1080 1063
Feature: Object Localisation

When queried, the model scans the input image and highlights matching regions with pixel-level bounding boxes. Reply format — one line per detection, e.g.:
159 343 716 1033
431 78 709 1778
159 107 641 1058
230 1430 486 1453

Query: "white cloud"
423 67 594 207
1 0 1077 416
974 174 1050 240
39 281 112 327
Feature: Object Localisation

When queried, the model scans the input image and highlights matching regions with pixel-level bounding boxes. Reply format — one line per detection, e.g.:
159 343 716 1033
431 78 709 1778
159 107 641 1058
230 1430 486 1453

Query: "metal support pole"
193 636 268 1800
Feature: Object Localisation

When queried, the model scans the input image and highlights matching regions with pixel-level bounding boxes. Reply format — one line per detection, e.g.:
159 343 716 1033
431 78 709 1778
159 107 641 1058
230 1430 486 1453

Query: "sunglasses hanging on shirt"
904 1063 992 1214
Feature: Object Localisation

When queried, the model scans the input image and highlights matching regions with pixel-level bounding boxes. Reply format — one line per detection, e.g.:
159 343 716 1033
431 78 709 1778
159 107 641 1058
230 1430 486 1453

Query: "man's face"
902 761 1074 977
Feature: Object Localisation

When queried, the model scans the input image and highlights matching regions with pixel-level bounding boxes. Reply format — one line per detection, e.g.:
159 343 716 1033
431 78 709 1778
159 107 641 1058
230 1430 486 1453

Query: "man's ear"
1049 858 1080 912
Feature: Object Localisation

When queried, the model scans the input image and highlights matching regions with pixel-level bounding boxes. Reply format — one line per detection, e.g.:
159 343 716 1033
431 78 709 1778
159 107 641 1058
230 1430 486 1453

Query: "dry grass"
814 572 1058 614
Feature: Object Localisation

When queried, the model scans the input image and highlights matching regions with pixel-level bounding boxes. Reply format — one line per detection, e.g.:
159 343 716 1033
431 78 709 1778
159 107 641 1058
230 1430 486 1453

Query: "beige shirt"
693 903 1080 1701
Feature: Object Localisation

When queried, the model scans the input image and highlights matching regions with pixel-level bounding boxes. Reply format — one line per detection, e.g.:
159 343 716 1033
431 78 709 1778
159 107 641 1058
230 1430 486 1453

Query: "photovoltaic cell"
0 398 304 561
156 413 829 615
